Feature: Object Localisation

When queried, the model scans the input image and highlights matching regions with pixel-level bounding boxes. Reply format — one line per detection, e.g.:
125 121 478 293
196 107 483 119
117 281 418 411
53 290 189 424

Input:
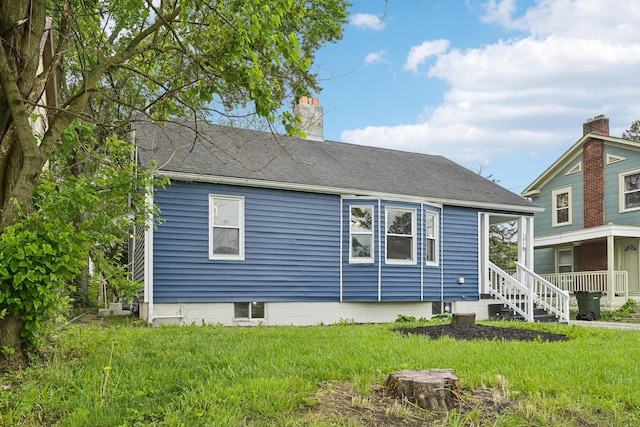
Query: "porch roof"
534 224 640 248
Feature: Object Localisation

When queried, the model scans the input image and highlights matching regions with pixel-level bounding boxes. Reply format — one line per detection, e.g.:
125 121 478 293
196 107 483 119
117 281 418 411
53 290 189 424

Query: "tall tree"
623 120 640 142
0 0 349 369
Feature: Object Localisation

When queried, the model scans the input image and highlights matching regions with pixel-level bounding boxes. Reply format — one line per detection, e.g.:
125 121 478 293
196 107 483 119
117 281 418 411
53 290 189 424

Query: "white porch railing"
538 271 628 297
487 261 534 321
517 262 570 323
487 261 570 323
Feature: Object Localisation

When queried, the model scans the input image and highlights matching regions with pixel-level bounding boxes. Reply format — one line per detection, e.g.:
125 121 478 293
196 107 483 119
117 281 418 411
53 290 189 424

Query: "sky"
311 0 640 194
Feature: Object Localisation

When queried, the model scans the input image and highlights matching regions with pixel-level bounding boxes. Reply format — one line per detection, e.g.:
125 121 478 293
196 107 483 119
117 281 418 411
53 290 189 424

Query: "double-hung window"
556 248 573 273
349 206 374 263
551 186 572 227
620 169 640 212
209 195 244 260
425 211 439 265
385 208 416 264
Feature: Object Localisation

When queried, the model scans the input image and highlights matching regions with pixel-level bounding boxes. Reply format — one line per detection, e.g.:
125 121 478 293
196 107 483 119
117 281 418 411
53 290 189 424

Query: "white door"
617 239 640 295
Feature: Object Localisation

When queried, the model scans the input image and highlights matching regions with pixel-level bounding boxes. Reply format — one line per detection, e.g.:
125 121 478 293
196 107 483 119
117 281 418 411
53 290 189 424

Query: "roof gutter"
155 170 543 214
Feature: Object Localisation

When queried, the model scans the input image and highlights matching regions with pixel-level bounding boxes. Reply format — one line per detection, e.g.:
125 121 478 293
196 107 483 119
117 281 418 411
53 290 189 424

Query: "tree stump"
451 313 475 327
384 369 460 411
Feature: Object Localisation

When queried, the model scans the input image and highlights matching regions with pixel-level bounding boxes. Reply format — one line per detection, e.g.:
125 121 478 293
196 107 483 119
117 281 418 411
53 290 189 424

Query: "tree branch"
0 42 41 162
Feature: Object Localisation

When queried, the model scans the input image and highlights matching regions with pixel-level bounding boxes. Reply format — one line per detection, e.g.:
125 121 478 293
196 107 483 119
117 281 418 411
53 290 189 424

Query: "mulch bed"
395 323 569 342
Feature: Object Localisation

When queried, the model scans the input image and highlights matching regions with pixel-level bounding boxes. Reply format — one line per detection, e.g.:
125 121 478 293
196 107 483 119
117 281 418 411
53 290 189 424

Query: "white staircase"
487 261 570 323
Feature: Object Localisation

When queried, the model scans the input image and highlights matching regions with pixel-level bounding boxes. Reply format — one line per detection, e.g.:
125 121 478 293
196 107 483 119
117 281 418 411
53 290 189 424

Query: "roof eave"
156 170 542 214
522 133 638 196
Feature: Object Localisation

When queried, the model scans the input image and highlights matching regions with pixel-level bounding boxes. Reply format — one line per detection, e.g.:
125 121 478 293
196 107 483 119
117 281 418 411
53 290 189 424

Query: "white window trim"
619 168 640 213
234 302 264 320
209 194 245 260
349 205 374 264
555 247 574 273
551 186 572 227
565 161 582 175
385 207 417 265
606 153 626 165
425 211 439 266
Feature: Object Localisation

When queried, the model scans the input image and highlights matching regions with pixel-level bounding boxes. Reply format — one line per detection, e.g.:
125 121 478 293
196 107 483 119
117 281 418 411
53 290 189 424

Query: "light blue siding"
534 248 555 274
604 145 640 224
153 181 341 303
533 154 584 237
441 207 479 301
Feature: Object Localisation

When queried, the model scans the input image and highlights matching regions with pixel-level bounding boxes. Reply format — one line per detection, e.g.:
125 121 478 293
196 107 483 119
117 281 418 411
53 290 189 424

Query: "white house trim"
534 224 640 248
155 171 543 214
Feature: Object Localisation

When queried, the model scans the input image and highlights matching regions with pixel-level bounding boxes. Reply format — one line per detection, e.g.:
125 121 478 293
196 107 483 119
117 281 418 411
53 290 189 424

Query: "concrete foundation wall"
141 300 502 326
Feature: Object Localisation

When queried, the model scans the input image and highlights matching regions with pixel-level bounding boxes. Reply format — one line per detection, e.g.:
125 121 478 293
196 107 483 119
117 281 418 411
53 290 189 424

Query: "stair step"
489 303 560 323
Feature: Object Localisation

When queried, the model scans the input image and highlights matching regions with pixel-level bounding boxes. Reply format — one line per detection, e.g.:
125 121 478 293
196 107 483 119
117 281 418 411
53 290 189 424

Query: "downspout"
420 203 424 301
144 186 154 325
440 207 445 312
378 199 382 301
339 198 343 302
479 213 489 296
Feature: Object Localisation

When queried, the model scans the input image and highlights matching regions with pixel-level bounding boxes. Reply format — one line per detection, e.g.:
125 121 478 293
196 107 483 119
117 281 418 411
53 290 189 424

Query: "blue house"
523 115 640 309
132 100 566 325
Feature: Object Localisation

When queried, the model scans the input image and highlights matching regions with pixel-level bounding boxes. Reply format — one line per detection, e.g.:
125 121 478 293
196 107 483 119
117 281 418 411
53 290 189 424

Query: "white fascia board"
534 224 640 247
522 133 636 197
342 194 443 209
156 170 542 214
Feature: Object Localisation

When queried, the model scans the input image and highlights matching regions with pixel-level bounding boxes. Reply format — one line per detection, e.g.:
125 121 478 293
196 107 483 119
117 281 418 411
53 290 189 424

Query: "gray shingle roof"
135 120 539 211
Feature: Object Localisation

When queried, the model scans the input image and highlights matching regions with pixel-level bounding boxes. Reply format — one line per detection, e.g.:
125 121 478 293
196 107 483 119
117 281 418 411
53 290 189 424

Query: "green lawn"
2 319 640 426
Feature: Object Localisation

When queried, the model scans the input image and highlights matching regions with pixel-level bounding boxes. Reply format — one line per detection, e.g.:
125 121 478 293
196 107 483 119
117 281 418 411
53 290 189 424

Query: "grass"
2 320 640 426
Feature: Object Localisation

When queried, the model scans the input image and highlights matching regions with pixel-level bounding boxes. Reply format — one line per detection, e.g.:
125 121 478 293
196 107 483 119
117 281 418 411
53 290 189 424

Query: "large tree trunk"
0 0 49 370
0 313 26 371
0 0 47 229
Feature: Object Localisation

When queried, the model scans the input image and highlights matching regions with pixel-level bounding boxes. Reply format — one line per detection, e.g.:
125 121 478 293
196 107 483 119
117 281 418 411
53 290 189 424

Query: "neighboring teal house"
522 115 640 308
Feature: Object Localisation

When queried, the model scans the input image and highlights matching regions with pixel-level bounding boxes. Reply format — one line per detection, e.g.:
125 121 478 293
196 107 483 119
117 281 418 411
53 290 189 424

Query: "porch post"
526 216 534 270
517 217 525 267
517 216 534 270
607 234 615 306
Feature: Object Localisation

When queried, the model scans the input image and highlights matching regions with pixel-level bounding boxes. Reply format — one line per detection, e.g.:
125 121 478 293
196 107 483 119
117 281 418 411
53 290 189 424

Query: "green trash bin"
574 291 602 321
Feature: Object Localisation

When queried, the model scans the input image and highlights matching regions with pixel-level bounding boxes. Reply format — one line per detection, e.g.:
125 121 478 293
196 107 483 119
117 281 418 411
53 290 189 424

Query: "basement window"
234 302 264 319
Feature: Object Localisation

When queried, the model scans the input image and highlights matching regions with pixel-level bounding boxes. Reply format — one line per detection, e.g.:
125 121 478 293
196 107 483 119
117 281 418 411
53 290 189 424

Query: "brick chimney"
294 96 324 141
582 115 606 228
583 114 609 136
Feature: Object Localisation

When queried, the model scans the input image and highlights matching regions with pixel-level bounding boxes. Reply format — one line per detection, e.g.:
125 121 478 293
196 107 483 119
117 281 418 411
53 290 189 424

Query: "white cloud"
364 50 387 65
404 39 450 73
341 0 640 185
480 0 517 27
350 13 385 30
